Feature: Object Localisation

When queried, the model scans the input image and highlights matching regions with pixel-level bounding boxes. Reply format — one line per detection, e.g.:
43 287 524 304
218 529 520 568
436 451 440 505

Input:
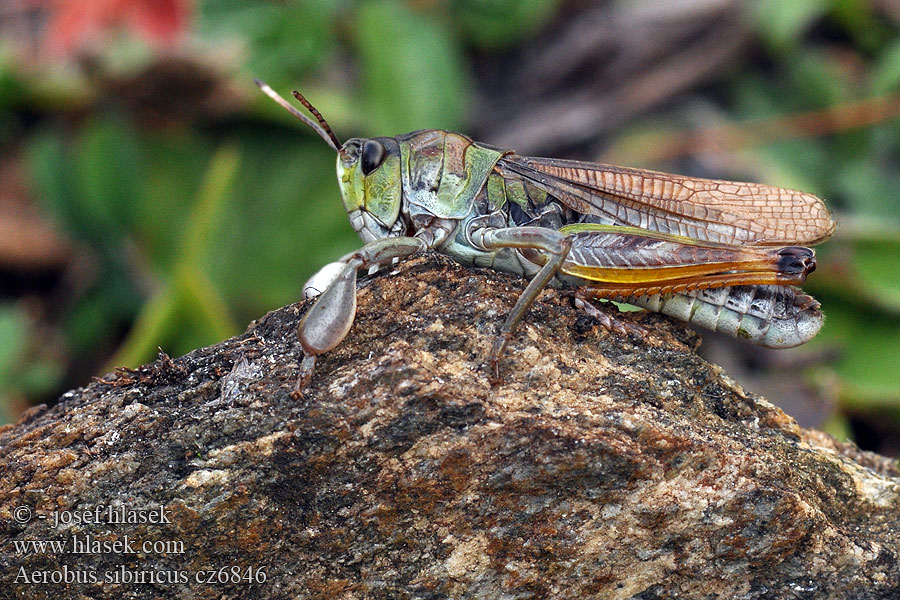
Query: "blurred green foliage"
734 7 900 427
0 0 898 451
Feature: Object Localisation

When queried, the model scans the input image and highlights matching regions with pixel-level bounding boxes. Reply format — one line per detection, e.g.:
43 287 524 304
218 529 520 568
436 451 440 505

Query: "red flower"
32 0 191 58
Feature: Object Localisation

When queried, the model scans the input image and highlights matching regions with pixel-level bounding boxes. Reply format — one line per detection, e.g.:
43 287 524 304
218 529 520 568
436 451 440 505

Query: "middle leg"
470 226 573 383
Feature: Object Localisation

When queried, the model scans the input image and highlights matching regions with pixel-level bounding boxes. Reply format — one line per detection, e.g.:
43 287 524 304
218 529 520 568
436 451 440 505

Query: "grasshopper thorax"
337 137 405 243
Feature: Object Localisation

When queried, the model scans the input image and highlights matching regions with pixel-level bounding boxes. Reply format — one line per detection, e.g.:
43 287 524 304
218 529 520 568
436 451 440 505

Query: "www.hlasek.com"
13 533 184 556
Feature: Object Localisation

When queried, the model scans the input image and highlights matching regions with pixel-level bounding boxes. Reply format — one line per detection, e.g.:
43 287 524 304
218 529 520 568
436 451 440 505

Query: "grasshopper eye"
361 140 386 175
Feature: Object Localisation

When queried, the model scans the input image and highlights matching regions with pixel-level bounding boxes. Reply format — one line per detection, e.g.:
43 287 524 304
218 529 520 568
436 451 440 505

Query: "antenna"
254 79 343 154
291 90 343 153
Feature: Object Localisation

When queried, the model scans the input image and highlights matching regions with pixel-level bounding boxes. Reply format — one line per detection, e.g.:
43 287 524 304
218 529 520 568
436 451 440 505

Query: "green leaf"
852 239 900 314
0 60 25 146
108 145 241 368
134 132 213 272
74 115 142 245
0 305 62 421
18 360 63 398
870 39 900 95
197 0 341 83
0 304 27 390
452 0 559 49
829 0 884 53
178 144 241 267
811 300 900 408
821 413 853 443
64 275 142 354
747 0 829 51
833 158 900 220
27 129 76 234
784 49 851 108
29 117 143 249
355 0 468 133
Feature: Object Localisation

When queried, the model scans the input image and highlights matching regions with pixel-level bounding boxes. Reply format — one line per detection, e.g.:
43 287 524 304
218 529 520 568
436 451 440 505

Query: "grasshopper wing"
496 155 836 246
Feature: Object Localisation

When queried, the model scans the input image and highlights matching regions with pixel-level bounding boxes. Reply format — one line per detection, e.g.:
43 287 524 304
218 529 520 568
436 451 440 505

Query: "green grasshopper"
255 80 836 391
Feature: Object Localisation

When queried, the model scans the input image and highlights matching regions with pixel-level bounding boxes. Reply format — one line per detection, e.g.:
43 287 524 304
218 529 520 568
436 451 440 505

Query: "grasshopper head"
254 80 406 243
336 137 404 242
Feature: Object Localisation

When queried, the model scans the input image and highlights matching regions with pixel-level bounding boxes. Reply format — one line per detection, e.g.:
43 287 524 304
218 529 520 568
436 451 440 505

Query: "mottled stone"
1 254 898 599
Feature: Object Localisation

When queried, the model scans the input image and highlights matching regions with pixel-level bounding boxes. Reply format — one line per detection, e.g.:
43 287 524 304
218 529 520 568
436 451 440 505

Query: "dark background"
1 0 898 454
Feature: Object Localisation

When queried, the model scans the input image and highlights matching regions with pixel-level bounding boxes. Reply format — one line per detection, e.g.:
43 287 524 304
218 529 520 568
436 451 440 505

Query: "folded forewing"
497 155 836 246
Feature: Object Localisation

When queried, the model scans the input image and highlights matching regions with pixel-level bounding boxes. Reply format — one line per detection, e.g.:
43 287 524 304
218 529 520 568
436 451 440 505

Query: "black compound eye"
361 140 387 175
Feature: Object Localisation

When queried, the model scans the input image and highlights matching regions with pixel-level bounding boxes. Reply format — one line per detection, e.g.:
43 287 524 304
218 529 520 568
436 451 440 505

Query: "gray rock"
2 254 898 599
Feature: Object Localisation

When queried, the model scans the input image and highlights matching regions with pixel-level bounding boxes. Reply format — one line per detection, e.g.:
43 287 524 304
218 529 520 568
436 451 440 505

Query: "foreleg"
294 236 426 395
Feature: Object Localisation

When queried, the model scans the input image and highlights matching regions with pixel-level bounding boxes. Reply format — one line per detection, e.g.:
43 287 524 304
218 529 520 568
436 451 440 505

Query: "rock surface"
2 254 899 599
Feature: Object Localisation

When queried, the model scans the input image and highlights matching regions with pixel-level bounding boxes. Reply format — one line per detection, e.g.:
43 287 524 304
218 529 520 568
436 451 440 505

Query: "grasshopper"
255 80 836 391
